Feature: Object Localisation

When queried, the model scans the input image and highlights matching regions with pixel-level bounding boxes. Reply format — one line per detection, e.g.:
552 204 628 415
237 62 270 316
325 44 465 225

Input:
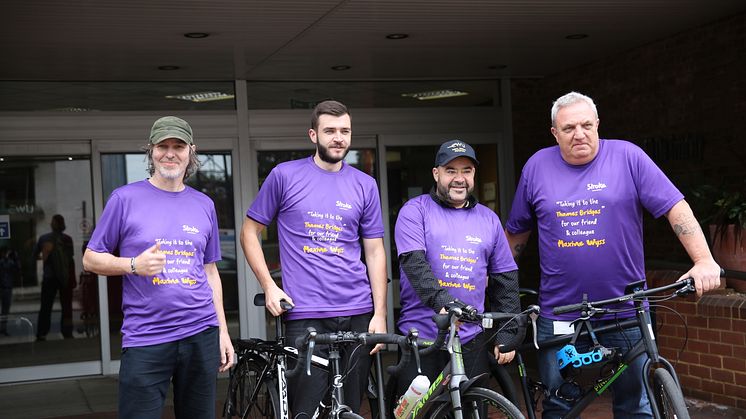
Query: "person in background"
33 214 75 340
0 246 21 335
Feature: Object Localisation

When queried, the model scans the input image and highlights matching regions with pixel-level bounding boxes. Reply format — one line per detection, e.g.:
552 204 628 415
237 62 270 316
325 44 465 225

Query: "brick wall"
648 270 746 409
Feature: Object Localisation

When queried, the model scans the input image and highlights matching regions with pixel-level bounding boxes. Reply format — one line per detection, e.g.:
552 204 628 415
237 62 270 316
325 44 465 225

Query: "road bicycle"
222 294 302 418
222 294 411 419
290 326 420 419
362 301 539 419
504 278 703 419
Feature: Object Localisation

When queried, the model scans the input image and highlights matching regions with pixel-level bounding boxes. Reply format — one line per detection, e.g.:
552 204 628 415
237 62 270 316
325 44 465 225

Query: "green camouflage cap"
149 116 194 145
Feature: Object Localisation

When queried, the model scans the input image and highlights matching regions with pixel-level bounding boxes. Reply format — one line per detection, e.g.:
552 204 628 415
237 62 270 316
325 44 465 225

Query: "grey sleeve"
399 250 455 312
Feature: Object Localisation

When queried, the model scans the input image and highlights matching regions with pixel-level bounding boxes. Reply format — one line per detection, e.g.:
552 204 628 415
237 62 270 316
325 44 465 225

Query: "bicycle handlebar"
286 329 416 379
253 294 294 311
422 302 540 355
552 277 697 315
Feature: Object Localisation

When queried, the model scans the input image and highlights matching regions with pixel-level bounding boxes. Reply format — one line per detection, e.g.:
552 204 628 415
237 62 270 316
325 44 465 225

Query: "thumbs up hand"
133 242 167 276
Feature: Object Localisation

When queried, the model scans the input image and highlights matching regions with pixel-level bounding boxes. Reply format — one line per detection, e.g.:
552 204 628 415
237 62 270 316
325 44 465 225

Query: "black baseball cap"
434 140 479 167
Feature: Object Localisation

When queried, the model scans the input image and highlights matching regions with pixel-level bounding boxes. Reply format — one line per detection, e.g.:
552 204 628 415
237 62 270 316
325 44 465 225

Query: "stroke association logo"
182 224 199 234
586 182 607 192
335 200 352 211
465 235 482 244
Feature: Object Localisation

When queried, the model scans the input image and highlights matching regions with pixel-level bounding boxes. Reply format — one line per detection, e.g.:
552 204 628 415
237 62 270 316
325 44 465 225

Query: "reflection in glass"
0 155 97 369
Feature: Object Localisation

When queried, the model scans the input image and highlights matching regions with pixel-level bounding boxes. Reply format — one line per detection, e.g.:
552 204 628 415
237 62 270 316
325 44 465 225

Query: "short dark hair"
51 214 66 232
311 100 349 130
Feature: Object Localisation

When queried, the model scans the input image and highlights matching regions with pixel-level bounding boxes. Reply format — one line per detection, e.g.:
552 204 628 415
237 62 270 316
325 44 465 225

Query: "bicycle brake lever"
408 329 423 375
529 311 539 350
305 330 317 376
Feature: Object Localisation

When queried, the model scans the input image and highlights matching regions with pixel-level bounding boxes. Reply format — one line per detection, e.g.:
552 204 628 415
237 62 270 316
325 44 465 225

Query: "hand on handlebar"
680 260 722 297
368 313 387 355
265 285 294 317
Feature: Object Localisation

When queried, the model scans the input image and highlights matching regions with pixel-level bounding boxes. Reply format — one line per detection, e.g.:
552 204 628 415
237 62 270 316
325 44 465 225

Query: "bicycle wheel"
224 356 280 419
652 368 690 419
339 412 366 419
429 386 524 419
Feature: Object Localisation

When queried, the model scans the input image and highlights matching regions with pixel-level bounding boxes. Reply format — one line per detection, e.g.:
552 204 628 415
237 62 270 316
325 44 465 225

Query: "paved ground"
1 375 744 419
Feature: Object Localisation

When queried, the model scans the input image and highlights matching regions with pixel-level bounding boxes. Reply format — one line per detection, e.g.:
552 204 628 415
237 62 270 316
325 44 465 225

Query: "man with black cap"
393 139 521 395
83 116 234 419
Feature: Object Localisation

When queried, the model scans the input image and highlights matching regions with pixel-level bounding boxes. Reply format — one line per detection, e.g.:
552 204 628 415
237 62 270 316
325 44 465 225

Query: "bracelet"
130 257 137 275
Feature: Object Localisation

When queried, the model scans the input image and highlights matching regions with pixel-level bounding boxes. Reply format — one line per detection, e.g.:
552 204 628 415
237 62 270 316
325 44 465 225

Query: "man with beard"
393 140 520 396
83 116 234 419
241 100 387 417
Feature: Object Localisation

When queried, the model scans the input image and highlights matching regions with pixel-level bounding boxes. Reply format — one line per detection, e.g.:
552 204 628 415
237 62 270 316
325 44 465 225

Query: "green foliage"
690 183 746 244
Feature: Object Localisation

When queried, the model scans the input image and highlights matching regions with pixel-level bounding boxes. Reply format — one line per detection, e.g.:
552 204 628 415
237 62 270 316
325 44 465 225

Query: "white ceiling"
2 0 745 109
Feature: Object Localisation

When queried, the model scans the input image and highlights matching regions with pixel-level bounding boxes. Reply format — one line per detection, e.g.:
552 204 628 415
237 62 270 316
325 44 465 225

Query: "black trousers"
285 313 373 418
37 277 73 338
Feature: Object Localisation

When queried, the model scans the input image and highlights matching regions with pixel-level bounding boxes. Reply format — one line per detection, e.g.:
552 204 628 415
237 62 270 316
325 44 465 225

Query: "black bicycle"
504 278 702 419
368 301 538 419
223 293 413 419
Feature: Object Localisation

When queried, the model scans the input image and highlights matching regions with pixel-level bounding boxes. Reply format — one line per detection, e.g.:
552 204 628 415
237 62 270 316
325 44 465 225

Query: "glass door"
0 150 98 382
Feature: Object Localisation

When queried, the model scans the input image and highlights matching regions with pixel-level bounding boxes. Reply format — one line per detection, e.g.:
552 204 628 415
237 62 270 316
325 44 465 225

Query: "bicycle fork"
277 359 291 419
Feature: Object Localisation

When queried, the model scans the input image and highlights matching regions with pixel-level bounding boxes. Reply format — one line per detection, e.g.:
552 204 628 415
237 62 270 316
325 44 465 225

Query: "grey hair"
144 143 201 180
551 92 599 127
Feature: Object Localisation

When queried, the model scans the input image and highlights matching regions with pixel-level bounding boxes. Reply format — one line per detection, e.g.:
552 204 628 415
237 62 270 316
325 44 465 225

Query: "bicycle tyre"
652 368 690 419
429 386 524 419
224 356 280 419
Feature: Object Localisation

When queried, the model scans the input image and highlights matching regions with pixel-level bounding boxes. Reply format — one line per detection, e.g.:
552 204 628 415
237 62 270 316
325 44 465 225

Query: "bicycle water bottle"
393 374 430 419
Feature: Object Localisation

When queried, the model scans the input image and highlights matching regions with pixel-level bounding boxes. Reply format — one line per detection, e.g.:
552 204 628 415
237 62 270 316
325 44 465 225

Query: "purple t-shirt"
247 157 384 320
395 195 517 342
87 180 221 347
506 140 683 320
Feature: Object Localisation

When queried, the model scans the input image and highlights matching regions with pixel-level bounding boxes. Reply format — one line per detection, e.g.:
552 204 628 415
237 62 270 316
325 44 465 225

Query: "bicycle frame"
406 316 488 419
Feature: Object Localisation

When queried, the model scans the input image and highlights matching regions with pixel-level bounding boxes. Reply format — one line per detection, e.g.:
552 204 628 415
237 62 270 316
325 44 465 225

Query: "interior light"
50 107 92 112
165 91 235 103
386 33 409 40
401 89 469 101
331 65 351 71
184 32 210 39
68 157 73 161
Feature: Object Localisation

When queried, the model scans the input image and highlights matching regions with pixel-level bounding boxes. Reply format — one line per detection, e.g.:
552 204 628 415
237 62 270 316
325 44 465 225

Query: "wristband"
130 257 137 274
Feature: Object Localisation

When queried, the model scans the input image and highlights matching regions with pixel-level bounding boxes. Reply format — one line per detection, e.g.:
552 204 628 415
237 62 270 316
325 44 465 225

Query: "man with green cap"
83 116 234 419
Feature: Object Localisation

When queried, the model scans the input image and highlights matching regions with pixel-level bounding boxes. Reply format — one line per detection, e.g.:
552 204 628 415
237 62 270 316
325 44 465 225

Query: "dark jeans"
0 287 11 333
394 332 491 397
285 313 373 418
118 326 219 419
537 316 652 419
37 277 73 338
